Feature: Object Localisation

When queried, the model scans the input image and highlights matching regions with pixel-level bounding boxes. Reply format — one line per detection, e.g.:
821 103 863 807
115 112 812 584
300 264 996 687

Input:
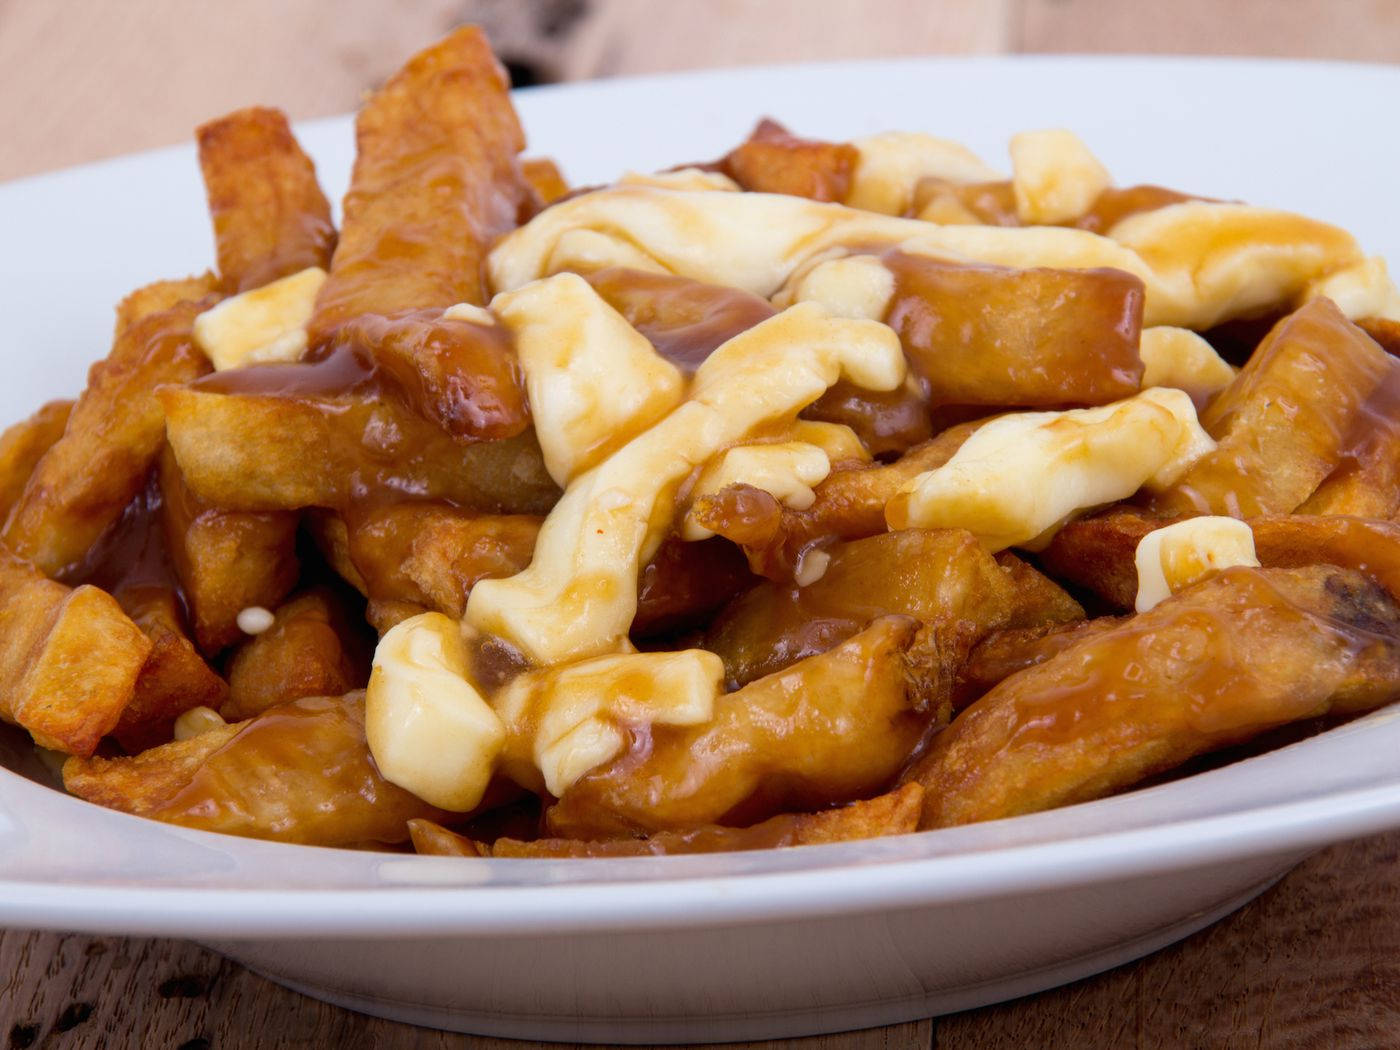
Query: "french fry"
412 783 924 858
633 536 755 638
953 618 1124 708
3 284 217 575
63 692 443 847
546 617 931 837
112 585 228 753
802 379 933 458
0 551 150 755
307 27 531 440
196 106 336 292
159 380 558 514
1153 299 1397 517
704 529 1056 688
0 400 71 521
719 119 859 203
907 566 1400 828
158 444 299 654
521 156 569 209
223 589 371 721
1040 509 1165 609
1297 365 1400 517
883 252 1145 409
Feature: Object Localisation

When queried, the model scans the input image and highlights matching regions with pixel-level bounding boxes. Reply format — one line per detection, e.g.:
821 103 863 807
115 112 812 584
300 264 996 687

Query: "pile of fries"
9 26 1400 858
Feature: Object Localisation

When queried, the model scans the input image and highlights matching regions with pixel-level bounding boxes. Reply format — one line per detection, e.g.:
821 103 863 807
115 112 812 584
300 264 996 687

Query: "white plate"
3 55 1400 1044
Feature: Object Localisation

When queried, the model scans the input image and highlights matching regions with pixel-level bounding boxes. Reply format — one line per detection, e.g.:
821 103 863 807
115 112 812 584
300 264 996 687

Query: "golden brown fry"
1356 316 1400 356
704 529 1043 688
114 274 221 335
113 585 228 753
0 551 151 755
1297 365 1400 517
158 444 299 654
158 379 558 514
196 106 336 292
546 617 931 837
719 118 858 203
907 566 1400 828
64 693 443 847
521 156 569 208
952 618 1124 708
1153 299 1396 517
1039 508 1166 609
3 287 217 575
995 552 1086 627
883 252 1145 409
633 536 755 639
692 420 980 579
308 27 530 440
413 783 924 858
0 400 71 521
802 379 933 458
223 589 371 721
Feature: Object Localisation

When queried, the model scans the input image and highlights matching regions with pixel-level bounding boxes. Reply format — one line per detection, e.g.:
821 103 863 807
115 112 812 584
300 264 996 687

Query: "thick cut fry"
1297 364 1400 517
3 289 216 575
704 529 1076 689
411 783 924 858
1153 299 1397 517
158 444 299 654
691 421 980 579
113 585 228 753
0 551 150 755
159 371 558 514
584 267 777 374
633 536 755 638
883 252 1146 408
196 106 336 292
63 693 443 847
720 119 858 202
1040 509 1169 609
802 379 932 458
0 400 71 521
907 566 1400 828
546 617 930 837
223 590 371 721
521 156 569 208
953 618 1124 708
307 27 530 439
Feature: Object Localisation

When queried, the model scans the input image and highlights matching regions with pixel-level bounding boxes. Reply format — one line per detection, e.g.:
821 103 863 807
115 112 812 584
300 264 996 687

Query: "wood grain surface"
3 1 1400 1046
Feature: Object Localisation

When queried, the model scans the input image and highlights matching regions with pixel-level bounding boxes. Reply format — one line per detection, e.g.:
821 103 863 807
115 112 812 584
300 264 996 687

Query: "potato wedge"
412 783 924 858
546 617 930 837
64 692 441 846
0 551 150 755
196 106 335 292
908 566 1400 828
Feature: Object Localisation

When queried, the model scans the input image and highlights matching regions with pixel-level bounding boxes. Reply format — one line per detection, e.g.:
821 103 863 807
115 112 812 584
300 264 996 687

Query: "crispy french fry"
113 585 228 753
704 529 1051 688
1297 365 1400 517
196 106 336 292
953 618 1124 708
0 400 71 521
64 692 443 846
308 27 531 440
883 252 1145 409
1040 509 1165 609
1153 299 1397 517
521 156 569 208
633 536 755 638
3 284 217 575
908 566 1400 828
720 119 858 202
158 380 558 514
546 617 930 837
158 444 299 654
412 783 924 857
223 589 371 721
0 551 151 755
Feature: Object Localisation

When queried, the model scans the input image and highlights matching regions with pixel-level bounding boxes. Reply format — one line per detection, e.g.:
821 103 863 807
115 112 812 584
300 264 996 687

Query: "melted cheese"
1134 517 1259 612
366 613 505 811
682 441 832 540
886 388 1215 551
847 131 1002 215
1139 327 1237 406
1009 129 1112 226
192 266 325 370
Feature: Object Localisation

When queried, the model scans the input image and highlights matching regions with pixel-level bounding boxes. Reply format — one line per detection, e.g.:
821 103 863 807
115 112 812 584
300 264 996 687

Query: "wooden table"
3 1 1400 1045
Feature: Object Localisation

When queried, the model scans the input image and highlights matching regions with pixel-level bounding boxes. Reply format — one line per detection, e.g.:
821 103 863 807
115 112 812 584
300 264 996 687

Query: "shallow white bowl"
3 55 1400 1044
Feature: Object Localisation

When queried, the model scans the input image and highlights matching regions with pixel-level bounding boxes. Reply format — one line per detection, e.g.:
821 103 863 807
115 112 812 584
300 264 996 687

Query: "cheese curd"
1138 327 1238 406
1134 517 1260 613
886 388 1215 551
488 186 1367 329
366 613 505 812
1301 256 1400 321
617 168 740 192
1009 129 1112 226
494 649 724 797
192 266 326 370
846 131 1002 215
465 303 904 665
492 273 685 486
780 254 894 318
682 441 832 540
